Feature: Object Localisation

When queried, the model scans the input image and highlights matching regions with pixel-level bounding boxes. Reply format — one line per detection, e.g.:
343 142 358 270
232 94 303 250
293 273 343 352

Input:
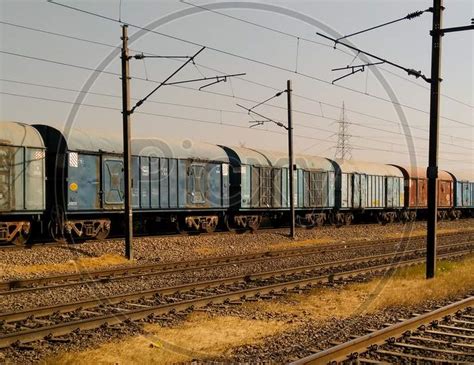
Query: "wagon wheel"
295 215 314 229
224 215 246 234
204 217 218 234
248 216 262 232
12 229 31 246
175 217 199 235
315 214 325 227
376 213 387 226
270 215 284 228
48 221 66 243
344 214 353 226
96 225 111 240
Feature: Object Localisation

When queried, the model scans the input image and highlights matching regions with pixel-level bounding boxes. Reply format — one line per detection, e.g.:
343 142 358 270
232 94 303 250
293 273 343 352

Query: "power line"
1 45 471 149
179 1 472 109
45 0 473 127
1 19 471 138
0 90 468 163
0 77 245 114
1 72 472 152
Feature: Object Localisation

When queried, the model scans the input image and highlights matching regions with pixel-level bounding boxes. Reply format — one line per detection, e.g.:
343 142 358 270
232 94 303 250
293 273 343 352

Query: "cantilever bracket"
331 61 384 84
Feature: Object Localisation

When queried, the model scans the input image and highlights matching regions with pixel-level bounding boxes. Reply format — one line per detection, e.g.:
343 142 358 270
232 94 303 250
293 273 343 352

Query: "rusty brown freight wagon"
391 165 454 219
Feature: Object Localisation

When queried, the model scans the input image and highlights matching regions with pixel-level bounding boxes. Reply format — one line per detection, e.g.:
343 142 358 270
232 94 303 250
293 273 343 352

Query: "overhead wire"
45 0 473 127
178 0 472 109
1 19 471 144
1 78 470 157
1 54 472 152
2 89 467 163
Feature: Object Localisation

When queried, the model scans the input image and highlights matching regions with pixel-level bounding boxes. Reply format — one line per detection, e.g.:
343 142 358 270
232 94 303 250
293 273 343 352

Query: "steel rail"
2 231 472 293
1 239 471 297
0 249 470 348
290 296 474 364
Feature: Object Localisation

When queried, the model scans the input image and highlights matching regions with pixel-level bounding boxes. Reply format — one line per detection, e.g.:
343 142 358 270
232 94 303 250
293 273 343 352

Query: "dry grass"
246 255 474 320
42 313 290 365
40 256 473 364
3 254 131 277
268 226 474 251
268 236 334 250
383 226 474 240
193 245 220 256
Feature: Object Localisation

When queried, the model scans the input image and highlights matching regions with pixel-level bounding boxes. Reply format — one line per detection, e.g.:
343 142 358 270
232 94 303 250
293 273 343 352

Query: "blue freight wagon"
331 159 404 224
0 122 46 244
448 170 474 217
33 124 231 239
220 146 335 229
131 138 230 233
33 124 123 241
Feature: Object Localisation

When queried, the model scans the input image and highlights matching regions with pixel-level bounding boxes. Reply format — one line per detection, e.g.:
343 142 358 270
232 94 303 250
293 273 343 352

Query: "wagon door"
68 153 100 210
187 163 206 205
360 174 367 208
102 157 124 209
462 182 470 207
353 174 361 209
272 168 282 208
260 167 272 207
311 171 324 207
0 145 12 212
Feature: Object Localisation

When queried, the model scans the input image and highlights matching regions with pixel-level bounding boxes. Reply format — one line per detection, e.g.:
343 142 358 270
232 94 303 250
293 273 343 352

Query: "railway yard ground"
0 218 473 364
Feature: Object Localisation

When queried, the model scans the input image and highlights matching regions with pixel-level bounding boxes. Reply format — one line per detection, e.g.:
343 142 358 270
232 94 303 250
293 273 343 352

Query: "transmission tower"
334 102 352 160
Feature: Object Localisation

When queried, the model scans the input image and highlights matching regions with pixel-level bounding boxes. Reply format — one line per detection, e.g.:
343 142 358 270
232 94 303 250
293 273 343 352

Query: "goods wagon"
447 171 474 218
392 165 454 220
34 125 231 239
221 146 336 229
33 124 123 241
220 146 288 230
295 154 335 227
332 160 404 224
132 138 230 233
0 122 45 244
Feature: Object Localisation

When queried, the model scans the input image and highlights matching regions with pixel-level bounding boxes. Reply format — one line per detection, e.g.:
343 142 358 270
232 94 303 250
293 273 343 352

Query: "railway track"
1 232 472 294
1 221 472 251
0 246 471 349
291 295 474 364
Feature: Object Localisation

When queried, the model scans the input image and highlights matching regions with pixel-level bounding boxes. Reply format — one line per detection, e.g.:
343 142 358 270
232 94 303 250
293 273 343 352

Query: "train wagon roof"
296 155 334 171
33 124 123 154
66 128 123 153
446 170 474 182
222 146 335 170
392 165 453 181
334 159 404 177
220 146 272 167
133 138 229 162
0 121 45 148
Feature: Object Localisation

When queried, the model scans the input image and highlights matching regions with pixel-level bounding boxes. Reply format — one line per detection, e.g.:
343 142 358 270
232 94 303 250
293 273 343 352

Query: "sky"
0 0 472 172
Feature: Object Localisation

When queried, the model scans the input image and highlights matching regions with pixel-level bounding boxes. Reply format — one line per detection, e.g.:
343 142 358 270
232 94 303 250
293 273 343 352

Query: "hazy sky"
1 0 472 172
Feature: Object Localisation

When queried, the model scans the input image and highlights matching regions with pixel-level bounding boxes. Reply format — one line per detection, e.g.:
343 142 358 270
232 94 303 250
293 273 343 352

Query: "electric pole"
426 0 443 279
237 81 295 239
121 24 133 260
287 80 296 239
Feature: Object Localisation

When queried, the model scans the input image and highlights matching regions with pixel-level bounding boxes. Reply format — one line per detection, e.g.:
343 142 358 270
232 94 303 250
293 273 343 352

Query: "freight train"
0 121 473 245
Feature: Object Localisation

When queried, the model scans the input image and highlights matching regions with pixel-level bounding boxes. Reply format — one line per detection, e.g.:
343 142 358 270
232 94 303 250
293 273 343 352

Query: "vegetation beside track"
39 254 474 365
